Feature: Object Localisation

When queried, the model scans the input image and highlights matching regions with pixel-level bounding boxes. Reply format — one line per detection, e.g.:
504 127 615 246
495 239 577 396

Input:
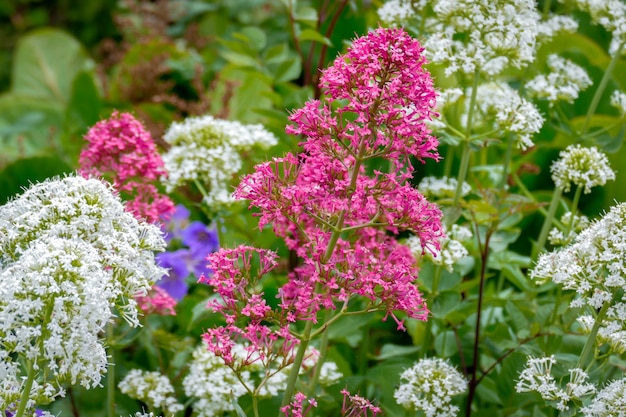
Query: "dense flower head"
471 82 544 150
419 176 472 200
288 27 439 167
581 377 626 416
394 357 467 417
571 0 626 55
550 145 615 194
162 115 278 209
532 202 626 311
136 285 177 316
526 54 592 103
548 211 591 247
536 14 579 41
0 175 166 409
405 224 471 272
118 369 183 416
79 111 174 223
423 0 540 77
516 356 596 411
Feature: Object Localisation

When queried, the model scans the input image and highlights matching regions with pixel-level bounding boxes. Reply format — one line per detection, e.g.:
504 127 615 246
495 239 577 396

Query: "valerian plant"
201 26 445 416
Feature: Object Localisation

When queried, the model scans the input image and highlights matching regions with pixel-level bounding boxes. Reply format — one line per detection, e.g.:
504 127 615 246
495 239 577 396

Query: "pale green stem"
542 0 552 18
566 185 583 238
14 360 36 417
533 187 563 260
500 135 514 190
582 42 624 135
421 266 443 357
452 70 480 211
107 323 116 417
576 301 610 370
308 310 333 396
252 395 260 417
281 319 315 409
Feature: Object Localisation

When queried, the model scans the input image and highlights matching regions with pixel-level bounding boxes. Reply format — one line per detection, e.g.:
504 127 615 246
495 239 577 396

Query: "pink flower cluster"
79 111 174 223
200 247 299 367
235 27 442 325
340 389 382 417
136 285 177 316
281 392 317 417
202 26 442 385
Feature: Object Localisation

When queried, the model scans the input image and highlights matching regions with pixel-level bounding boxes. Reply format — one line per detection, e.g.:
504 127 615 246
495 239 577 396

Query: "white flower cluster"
611 90 626 115
550 145 615 194
405 224 471 272
548 211 590 247
526 54 592 103
423 0 540 77
578 301 626 354
471 82 544 150
516 356 596 411
377 0 421 25
118 370 183 416
536 14 579 42
162 115 278 209
0 176 166 410
182 345 250 417
532 202 626 312
419 176 472 200
394 357 467 417
571 0 626 55
182 344 342 416
581 377 626 416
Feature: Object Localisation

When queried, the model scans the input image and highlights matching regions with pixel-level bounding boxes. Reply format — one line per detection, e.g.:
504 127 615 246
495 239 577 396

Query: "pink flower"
136 285 177 316
79 111 174 223
340 389 381 417
281 392 317 417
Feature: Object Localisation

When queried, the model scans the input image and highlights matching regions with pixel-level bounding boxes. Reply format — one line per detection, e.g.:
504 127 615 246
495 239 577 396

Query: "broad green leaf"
294 6 318 27
434 330 457 357
298 28 333 46
12 28 93 103
431 291 462 319
241 27 267 51
273 57 302 83
373 344 421 360
264 43 289 64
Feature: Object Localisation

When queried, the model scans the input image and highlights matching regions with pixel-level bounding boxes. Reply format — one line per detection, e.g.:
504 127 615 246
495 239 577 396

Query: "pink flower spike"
79 111 174 223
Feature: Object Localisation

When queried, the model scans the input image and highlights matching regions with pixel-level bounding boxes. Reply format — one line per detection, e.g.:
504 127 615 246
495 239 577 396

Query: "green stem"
107 323 116 417
281 319 315 408
576 301 610 370
566 185 583 238
500 135 514 190
452 70 480 209
421 266 443 357
308 310 333 396
533 187 563 259
252 395 260 417
14 360 36 417
542 0 552 17
582 42 624 135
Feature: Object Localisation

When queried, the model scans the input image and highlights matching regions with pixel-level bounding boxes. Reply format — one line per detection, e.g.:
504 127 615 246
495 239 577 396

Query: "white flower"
536 15 579 42
532 202 626 312
611 90 626 114
423 0 540 77
419 176 472 200
515 356 570 410
526 54 592 103
377 0 420 25
406 224 471 272
548 211 590 246
0 175 166 410
162 115 278 209
550 145 615 194
581 377 626 416
394 357 467 417
470 82 544 150
119 370 183 416
572 0 626 55
182 345 250 417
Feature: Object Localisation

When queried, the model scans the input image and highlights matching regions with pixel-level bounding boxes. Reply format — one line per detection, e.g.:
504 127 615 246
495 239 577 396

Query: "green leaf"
431 291 462 319
12 28 93 103
264 43 289 64
294 6 318 27
373 344 421 360
273 57 302 83
434 330 457 357
241 27 267 51
220 50 259 68
298 28 333 46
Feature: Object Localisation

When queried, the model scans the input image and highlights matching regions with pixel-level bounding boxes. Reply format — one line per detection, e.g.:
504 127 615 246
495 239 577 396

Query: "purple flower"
155 249 190 300
181 221 219 253
162 204 191 242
